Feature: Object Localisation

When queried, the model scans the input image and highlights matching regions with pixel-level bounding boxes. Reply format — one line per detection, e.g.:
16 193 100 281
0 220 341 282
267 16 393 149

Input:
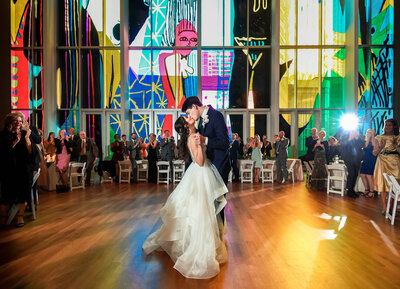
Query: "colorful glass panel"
102 49 121 109
57 0 80 46
81 49 103 108
57 50 79 109
155 114 174 141
323 0 345 45
298 113 315 158
321 110 342 140
298 0 319 45
132 113 151 143
280 0 296 45
371 109 393 135
57 109 80 133
129 49 152 109
371 0 394 45
371 47 393 109
297 49 319 109
232 0 247 47
11 49 32 112
321 49 345 109
201 50 232 109
105 0 120 46
279 49 295 108
81 0 103 46
358 47 371 108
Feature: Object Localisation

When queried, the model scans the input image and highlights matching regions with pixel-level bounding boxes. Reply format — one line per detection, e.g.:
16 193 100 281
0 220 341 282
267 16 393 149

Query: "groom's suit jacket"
199 105 231 184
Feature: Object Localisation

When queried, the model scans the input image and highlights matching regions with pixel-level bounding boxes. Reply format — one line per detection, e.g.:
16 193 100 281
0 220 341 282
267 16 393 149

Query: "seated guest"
44 132 56 162
311 130 329 189
111 134 124 179
300 128 318 164
261 135 272 158
340 130 364 198
327 136 341 163
360 129 377 198
55 129 72 187
373 119 400 214
0 113 36 227
77 131 99 185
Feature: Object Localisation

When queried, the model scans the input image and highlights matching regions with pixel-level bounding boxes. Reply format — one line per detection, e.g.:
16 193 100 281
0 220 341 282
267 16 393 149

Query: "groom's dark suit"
198 105 231 185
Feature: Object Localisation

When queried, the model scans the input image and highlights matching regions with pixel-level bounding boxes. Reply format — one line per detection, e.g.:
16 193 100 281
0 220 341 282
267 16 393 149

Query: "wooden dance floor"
1 181 400 289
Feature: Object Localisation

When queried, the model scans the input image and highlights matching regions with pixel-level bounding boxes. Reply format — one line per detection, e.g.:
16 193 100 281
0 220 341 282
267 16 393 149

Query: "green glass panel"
323 0 345 45
321 49 345 108
298 113 315 158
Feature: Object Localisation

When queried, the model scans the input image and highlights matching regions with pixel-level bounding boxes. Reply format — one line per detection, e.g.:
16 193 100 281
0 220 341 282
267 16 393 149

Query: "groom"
182 97 231 218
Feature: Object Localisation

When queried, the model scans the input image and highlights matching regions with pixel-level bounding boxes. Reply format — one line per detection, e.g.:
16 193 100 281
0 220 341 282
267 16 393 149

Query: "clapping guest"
373 119 400 214
251 137 263 183
274 131 290 183
311 130 329 189
300 128 319 164
246 137 254 156
111 134 124 179
77 131 99 186
67 127 80 161
44 132 56 162
147 133 158 183
160 130 175 163
340 130 364 198
55 129 72 187
0 113 36 227
360 129 378 198
139 137 147 159
261 135 272 158
327 136 341 163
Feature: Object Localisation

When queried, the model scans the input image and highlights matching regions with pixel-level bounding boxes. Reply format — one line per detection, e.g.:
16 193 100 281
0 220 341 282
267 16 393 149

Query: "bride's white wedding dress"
142 141 228 279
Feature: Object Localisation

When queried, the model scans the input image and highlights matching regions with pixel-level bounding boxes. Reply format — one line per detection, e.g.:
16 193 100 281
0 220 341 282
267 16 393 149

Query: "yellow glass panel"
298 0 319 45
297 49 319 108
280 0 296 45
279 49 295 108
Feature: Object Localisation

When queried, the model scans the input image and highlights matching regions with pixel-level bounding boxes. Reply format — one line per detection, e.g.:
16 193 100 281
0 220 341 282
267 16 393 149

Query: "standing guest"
246 137 254 156
139 137 147 159
111 134 124 179
147 133 159 183
261 135 272 158
300 128 318 164
55 129 72 187
311 130 329 189
121 134 129 160
77 131 99 186
237 135 244 158
0 113 36 227
44 132 56 162
36 129 49 188
274 131 290 183
67 127 80 161
127 133 140 181
160 130 175 164
327 136 341 163
230 133 240 182
360 129 378 198
171 136 178 159
251 137 263 183
373 119 400 214
340 130 364 198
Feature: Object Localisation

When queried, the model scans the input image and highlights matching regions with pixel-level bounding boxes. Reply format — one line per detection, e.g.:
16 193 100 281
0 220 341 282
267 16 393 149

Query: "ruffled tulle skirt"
142 159 228 279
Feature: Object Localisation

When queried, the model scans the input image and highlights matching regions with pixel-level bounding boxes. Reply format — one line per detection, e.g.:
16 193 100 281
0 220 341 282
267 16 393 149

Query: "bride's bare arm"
188 135 205 167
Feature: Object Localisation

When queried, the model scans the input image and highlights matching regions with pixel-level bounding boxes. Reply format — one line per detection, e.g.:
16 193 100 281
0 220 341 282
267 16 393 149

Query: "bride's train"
143 159 228 279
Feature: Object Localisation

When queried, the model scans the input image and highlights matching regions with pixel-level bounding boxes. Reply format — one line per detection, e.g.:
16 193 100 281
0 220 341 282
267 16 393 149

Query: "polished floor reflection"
0 181 399 289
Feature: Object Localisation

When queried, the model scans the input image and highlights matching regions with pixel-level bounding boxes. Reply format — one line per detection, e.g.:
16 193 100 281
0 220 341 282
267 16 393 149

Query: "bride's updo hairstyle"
175 116 190 161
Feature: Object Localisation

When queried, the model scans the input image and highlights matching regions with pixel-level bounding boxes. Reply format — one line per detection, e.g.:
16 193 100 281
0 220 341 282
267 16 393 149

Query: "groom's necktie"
198 117 204 131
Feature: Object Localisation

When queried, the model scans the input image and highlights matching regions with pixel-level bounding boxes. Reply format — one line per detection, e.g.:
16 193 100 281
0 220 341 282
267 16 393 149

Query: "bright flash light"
340 114 359 131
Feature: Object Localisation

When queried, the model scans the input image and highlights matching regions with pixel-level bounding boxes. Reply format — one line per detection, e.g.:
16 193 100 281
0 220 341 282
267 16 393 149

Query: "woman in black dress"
0 113 36 227
147 133 159 183
312 130 329 189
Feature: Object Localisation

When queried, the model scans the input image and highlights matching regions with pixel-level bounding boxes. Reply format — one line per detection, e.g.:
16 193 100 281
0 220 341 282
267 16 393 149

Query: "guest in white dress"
143 116 228 279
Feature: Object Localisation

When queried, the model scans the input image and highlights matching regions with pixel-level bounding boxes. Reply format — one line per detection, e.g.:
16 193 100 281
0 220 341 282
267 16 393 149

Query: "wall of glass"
11 0 395 159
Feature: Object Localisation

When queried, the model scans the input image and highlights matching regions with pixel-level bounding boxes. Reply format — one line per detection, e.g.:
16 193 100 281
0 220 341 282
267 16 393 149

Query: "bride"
142 115 228 279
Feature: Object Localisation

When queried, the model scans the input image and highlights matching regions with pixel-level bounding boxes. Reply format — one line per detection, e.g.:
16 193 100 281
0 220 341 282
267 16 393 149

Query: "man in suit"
127 133 140 182
160 130 175 163
67 127 80 161
274 131 290 183
77 131 99 186
230 133 240 182
300 128 318 164
182 97 231 223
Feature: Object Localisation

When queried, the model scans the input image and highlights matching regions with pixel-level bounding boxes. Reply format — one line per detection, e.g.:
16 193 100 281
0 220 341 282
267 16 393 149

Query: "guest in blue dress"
360 129 378 197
